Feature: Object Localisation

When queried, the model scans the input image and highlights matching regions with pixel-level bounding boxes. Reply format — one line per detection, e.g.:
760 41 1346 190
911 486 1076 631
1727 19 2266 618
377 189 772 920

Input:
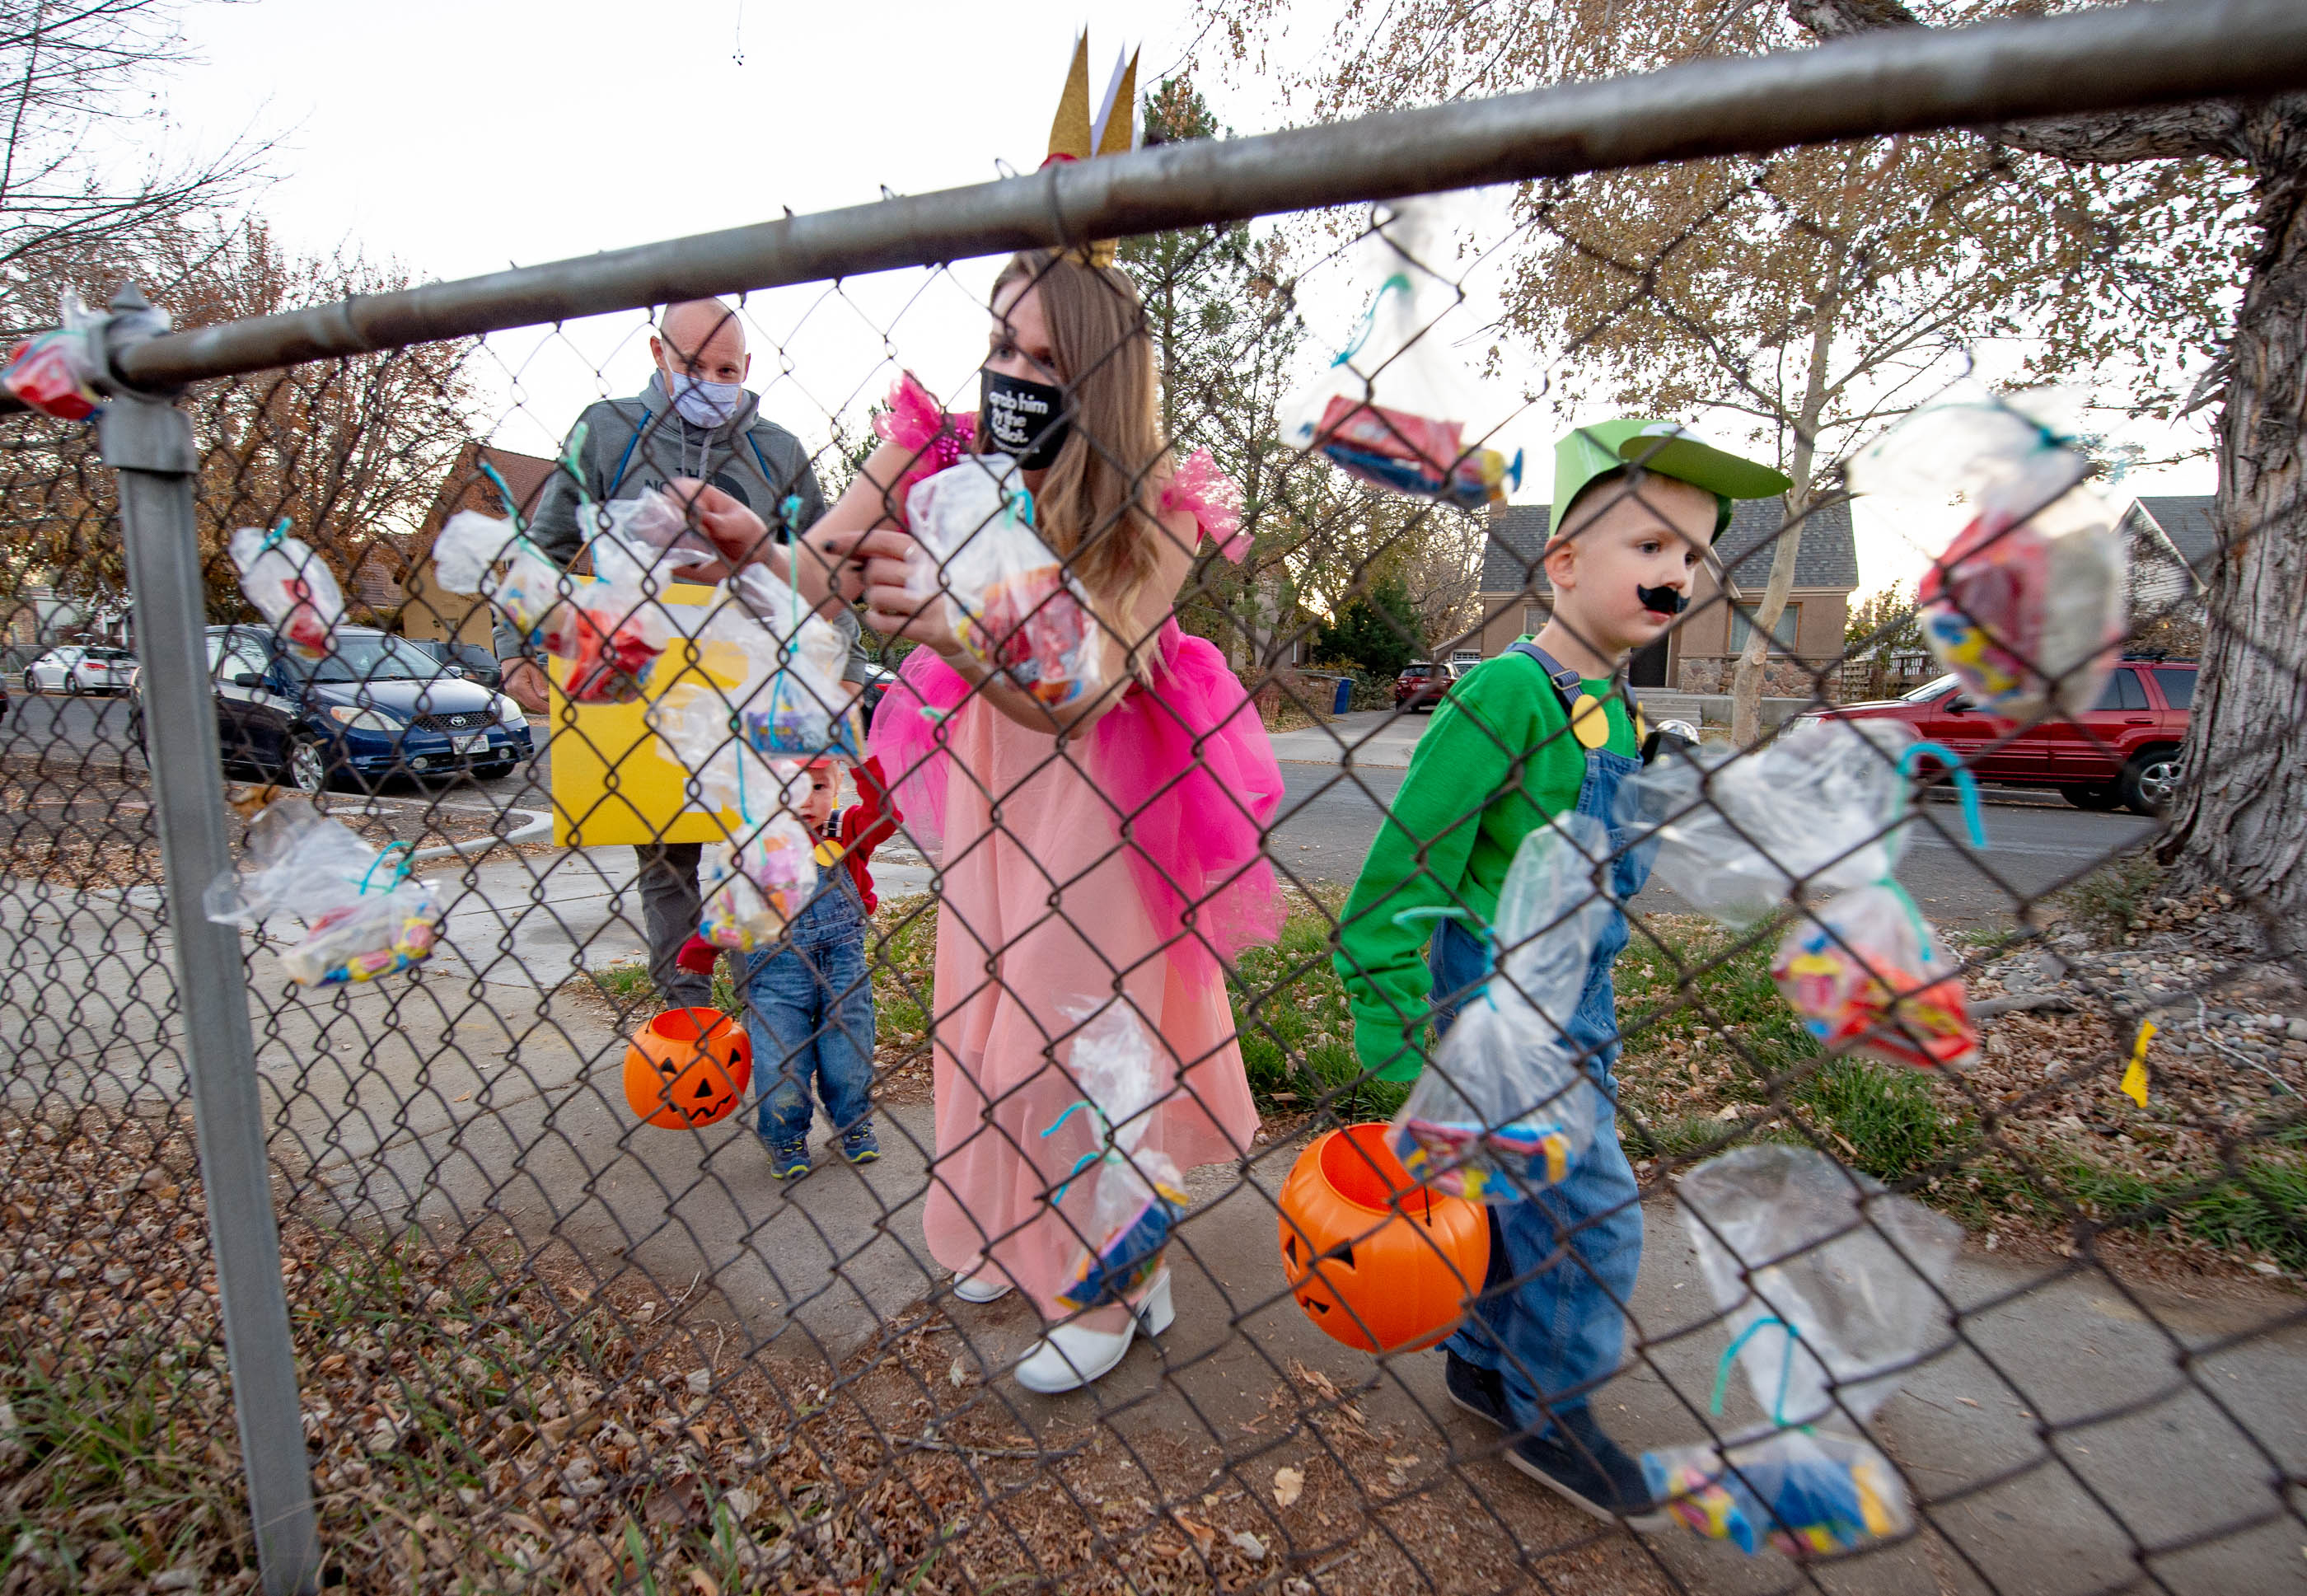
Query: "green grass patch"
1972 1148 2307 1271
1226 888 1407 1118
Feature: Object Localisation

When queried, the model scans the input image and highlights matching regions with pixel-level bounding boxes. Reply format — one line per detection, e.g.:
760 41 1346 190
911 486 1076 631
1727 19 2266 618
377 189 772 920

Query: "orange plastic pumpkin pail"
622 1007 753 1130
1276 1122 1490 1355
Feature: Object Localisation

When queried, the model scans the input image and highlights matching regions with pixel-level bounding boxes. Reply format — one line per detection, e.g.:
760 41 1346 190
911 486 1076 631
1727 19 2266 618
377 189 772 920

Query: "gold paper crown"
1042 32 1138 269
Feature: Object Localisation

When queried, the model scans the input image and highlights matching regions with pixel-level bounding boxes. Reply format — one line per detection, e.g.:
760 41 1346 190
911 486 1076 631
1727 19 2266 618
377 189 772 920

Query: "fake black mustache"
1637 583 1688 615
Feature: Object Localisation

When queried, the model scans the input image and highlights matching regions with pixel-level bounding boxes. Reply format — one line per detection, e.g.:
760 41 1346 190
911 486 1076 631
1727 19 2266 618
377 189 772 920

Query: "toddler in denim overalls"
720 758 899 1181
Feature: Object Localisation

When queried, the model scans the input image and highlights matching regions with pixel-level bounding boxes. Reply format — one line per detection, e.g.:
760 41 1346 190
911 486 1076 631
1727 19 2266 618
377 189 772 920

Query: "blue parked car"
177 624 534 793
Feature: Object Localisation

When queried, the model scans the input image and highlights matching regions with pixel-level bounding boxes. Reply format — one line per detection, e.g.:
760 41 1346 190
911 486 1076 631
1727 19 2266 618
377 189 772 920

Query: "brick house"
396 442 559 647
1469 496 1860 693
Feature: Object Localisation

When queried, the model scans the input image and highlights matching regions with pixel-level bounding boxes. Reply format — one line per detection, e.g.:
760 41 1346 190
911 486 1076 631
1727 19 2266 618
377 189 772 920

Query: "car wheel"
286 737 331 795
473 761 515 781
65 673 82 696
22 672 39 695
2060 784 2122 812
2118 749 2180 817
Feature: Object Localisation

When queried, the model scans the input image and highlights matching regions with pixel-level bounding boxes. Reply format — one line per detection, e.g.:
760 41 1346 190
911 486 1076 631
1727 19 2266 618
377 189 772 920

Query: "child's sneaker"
1506 1406 1669 1530
839 1122 881 1165
766 1139 812 1181
1444 1351 1511 1430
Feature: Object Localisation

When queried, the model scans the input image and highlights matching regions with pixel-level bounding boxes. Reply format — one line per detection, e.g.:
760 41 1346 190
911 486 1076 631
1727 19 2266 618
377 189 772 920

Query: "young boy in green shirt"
1334 420 1789 1525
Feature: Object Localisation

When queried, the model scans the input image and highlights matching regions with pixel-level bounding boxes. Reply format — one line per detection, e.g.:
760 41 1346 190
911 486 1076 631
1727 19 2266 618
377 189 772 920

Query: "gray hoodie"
503 376 868 677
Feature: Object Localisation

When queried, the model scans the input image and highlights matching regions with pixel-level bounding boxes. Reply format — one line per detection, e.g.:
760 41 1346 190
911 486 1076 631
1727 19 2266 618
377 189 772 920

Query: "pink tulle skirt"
867 627 1283 1317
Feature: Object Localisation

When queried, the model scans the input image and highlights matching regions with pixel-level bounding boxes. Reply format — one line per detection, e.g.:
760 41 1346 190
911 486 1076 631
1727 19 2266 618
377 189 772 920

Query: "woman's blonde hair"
989 251 1169 632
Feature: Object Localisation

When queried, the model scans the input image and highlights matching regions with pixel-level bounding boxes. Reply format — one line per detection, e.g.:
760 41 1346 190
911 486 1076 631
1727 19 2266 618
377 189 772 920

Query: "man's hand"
501 658 550 714
666 477 906 610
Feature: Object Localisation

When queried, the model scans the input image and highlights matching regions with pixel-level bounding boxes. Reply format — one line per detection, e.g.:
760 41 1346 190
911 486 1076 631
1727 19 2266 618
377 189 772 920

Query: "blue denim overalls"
743 850 877 1148
1428 643 1651 1439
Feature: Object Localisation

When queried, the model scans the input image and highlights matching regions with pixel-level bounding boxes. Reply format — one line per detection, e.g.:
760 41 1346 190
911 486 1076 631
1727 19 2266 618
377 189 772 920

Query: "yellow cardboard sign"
548 580 746 847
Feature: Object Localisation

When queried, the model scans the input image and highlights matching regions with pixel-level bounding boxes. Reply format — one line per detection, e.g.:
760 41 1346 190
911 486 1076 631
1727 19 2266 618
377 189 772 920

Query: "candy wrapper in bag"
1 292 122 420
432 509 655 703
905 456 1101 708
1615 718 1913 927
1049 1004 1190 1309
228 523 344 662
1849 389 2126 722
1644 1428 1912 1558
1390 814 1615 1203
202 793 443 987
1280 196 1522 511
1677 1144 1961 1430
277 882 443 987
1773 883 1977 1070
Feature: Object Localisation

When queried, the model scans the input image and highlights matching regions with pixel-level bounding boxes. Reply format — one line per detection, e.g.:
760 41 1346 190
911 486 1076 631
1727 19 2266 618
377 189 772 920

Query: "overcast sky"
153 0 2216 594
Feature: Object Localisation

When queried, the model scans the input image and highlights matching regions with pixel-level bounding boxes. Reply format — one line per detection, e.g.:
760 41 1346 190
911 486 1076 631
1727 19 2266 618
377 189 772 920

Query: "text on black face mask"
980 370 1072 470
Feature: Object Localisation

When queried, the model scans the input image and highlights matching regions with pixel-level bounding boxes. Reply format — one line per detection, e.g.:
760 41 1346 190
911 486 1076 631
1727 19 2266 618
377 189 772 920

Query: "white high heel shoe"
1013 1271 1173 1394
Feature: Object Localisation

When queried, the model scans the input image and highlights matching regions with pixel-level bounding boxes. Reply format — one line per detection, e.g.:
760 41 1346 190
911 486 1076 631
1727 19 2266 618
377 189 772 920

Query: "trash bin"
1333 676 1354 715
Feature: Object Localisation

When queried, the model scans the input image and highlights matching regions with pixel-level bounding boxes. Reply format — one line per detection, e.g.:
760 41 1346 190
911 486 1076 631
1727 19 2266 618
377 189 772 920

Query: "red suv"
1394 662 1458 712
1818 658 2192 816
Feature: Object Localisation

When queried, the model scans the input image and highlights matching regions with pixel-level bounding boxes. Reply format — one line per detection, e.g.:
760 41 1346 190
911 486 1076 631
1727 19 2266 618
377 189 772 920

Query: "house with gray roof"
2117 494 2219 619
1470 495 1860 691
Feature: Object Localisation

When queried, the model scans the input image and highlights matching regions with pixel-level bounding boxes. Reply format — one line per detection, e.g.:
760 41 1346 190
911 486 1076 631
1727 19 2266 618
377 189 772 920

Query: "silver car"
23 644 137 695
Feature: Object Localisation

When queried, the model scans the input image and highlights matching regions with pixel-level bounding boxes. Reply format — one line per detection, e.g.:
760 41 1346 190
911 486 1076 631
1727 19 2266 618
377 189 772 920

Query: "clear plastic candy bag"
1850 389 2127 722
714 564 857 758
1046 1004 1189 1310
431 509 658 703
1643 1428 1912 1558
228 522 344 662
1772 882 1977 1070
203 793 443 987
905 455 1102 709
1641 1144 1960 1559
1280 196 1521 511
692 750 817 952
1616 718 1915 926
1389 814 1615 1204
1677 1144 1961 1430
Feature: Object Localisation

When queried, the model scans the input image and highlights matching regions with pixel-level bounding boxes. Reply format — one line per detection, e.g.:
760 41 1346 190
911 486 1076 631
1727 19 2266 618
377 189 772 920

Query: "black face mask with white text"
979 370 1072 470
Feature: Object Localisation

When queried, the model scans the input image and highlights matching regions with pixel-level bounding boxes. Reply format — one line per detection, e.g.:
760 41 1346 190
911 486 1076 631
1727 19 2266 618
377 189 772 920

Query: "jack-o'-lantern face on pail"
1276 1123 1489 1355
622 1008 752 1130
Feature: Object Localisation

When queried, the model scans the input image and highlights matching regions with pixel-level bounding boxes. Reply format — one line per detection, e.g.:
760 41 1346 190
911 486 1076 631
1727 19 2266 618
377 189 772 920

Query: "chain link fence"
3 8 2305 1595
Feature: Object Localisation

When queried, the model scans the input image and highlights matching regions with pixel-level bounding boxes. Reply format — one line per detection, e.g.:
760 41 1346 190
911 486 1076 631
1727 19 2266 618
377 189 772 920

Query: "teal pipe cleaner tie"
1898 741 1988 848
1712 1314 1802 1426
356 840 415 897
1330 272 1411 368
257 516 292 553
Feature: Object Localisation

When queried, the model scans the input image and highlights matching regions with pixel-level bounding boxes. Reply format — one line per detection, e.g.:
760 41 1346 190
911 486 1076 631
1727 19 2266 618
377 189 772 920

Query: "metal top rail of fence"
2 3 2305 1596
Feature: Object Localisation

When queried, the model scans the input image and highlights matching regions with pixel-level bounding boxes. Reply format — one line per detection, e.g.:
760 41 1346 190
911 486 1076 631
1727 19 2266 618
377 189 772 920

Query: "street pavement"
1271 761 2159 926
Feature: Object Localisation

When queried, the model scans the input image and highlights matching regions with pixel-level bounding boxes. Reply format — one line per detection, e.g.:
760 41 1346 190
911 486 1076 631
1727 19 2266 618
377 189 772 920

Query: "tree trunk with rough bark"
2160 105 2307 937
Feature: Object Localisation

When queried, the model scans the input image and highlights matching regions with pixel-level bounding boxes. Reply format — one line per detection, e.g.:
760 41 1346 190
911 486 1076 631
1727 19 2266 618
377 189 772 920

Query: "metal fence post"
99 311 324 1596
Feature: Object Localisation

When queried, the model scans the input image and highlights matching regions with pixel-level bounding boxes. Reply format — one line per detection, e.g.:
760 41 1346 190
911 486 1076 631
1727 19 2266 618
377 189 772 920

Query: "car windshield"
1901 673 1958 701
290 634 441 682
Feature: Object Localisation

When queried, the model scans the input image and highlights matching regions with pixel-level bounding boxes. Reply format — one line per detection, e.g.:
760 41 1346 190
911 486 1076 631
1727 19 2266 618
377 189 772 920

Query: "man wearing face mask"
503 297 863 1013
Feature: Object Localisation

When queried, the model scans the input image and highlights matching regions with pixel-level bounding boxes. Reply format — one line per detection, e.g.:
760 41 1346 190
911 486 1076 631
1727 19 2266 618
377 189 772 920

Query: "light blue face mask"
663 370 743 430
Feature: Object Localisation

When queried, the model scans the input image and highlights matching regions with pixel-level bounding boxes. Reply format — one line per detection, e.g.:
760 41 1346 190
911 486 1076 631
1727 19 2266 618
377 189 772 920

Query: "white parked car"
24 645 137 695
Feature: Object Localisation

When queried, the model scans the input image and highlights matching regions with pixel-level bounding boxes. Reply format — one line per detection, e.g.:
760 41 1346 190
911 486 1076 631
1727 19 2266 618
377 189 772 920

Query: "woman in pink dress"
680 250 1283 1392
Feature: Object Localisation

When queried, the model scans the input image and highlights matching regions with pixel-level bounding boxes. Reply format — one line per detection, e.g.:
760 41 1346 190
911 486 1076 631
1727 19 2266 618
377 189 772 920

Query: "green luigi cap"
1549 419 1791 542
